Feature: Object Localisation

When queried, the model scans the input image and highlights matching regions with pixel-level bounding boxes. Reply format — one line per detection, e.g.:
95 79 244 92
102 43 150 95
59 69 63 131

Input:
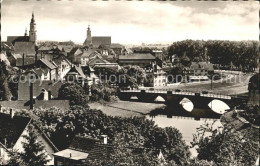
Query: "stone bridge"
118 89 242 109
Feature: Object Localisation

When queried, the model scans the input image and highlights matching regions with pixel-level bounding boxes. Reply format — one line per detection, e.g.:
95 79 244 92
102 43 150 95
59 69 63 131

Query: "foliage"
19 125 50 165
19 106 190 164
0 61 12 100
58 82 88 106
118 65 147 88
90 82 117 102
168 40 259 72
238 105 260 125
7 125 50 165
191 120 259 166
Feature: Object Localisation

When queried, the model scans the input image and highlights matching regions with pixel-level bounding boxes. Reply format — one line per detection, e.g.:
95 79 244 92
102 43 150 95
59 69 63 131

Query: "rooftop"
118 53 155 60
53 149 89 160
0 112 31 148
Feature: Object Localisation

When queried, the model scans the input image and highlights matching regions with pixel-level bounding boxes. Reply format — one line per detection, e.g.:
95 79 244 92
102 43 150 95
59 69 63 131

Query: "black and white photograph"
0 0 259 165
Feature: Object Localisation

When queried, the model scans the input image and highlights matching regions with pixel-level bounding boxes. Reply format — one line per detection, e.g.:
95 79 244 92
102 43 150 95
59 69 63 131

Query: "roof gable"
0 113 31 148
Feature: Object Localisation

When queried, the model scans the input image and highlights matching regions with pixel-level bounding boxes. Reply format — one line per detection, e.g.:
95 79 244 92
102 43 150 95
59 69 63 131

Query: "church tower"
86 25 92 45
29 12 37 43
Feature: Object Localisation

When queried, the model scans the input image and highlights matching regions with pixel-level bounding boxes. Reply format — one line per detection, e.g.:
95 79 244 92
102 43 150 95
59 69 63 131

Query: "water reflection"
146 103 223 157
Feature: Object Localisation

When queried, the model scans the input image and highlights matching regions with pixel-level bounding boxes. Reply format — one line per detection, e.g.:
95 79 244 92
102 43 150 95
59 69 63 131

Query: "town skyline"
2 0 259 45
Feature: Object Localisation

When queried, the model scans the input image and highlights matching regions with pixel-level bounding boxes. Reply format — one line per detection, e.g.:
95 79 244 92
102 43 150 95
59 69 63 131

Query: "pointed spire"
24 28 28 36
31 11 35 23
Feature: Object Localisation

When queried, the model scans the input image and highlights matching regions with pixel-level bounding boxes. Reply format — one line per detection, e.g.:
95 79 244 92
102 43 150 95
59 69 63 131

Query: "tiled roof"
7 36 29 45
38 59 57 70
14 42 36 55
52 56 72 66
118 53 155 60
67 66 86 78
38 46 52 51
81 49 96 58
69 136 114 161
54 149 88 160
1 42 15 51
0 112 31 148
12 54 22 59
92 36 111 46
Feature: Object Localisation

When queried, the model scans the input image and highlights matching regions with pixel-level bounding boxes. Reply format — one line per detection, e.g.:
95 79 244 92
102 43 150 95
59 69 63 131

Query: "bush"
58 82 88 106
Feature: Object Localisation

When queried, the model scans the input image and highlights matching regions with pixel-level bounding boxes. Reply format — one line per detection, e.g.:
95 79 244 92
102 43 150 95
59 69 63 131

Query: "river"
145 105 223 157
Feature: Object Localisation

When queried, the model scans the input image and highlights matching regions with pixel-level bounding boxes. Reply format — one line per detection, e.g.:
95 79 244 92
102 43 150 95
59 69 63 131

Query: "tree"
191 120 259 166
0 61 11 100
117 65 147 88
19 125 50 165
58 82 88 106
7 125 50 165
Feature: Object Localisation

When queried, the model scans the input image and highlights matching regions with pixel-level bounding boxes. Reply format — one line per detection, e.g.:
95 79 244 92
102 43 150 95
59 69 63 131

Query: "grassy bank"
89 100 165 117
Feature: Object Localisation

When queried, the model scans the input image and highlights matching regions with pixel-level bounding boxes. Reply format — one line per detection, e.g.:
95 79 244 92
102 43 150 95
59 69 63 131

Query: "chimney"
70 153 72 158
10 109 14 119
22 53 25 66
48 90 51 100
101 135 107 144
30 82 34 109
35 52 37 63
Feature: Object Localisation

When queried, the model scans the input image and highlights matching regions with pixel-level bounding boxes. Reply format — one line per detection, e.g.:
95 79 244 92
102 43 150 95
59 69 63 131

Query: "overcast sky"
1 0 259 44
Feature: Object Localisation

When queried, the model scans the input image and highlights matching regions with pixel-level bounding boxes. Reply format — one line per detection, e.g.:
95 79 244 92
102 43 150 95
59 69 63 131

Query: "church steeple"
29 12 37 43
24 28 28 36
86 25 92 45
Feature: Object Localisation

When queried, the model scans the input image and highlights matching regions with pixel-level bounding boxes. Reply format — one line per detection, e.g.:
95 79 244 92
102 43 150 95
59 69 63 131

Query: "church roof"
7 36 29 45
92 36 111 47
14 42 36 56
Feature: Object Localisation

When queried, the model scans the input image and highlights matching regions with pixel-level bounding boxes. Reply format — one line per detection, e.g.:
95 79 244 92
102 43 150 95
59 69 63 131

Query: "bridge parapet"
120 89 232 100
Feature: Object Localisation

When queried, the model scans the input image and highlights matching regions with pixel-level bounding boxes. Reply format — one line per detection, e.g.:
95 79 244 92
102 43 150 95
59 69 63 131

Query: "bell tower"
86 25 92 45
29 12 37 43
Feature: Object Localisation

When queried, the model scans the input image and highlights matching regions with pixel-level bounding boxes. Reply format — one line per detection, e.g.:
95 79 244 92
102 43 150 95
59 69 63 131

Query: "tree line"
168 40 259 72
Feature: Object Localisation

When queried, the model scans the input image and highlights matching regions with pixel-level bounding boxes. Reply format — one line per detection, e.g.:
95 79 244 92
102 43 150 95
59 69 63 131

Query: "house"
110 43 125 55
151 50 163 61
145 64 167 87
53 136 113 165
65 65 99 86
0 53 11 66
1 42 14 57
68 47 83 63
53 135 165 165
33 59 58 80
185 62 214 82
118 53 156 68
52 56 72 80
0 111 59 165
88 54 120 71
8 53 22 67
69 47 97 65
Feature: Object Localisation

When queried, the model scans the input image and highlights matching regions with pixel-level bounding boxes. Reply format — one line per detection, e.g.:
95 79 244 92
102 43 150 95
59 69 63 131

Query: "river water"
145 105 223 157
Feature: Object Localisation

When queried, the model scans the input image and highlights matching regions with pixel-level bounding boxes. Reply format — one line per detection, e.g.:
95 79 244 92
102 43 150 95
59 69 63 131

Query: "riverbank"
89 100 166 117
